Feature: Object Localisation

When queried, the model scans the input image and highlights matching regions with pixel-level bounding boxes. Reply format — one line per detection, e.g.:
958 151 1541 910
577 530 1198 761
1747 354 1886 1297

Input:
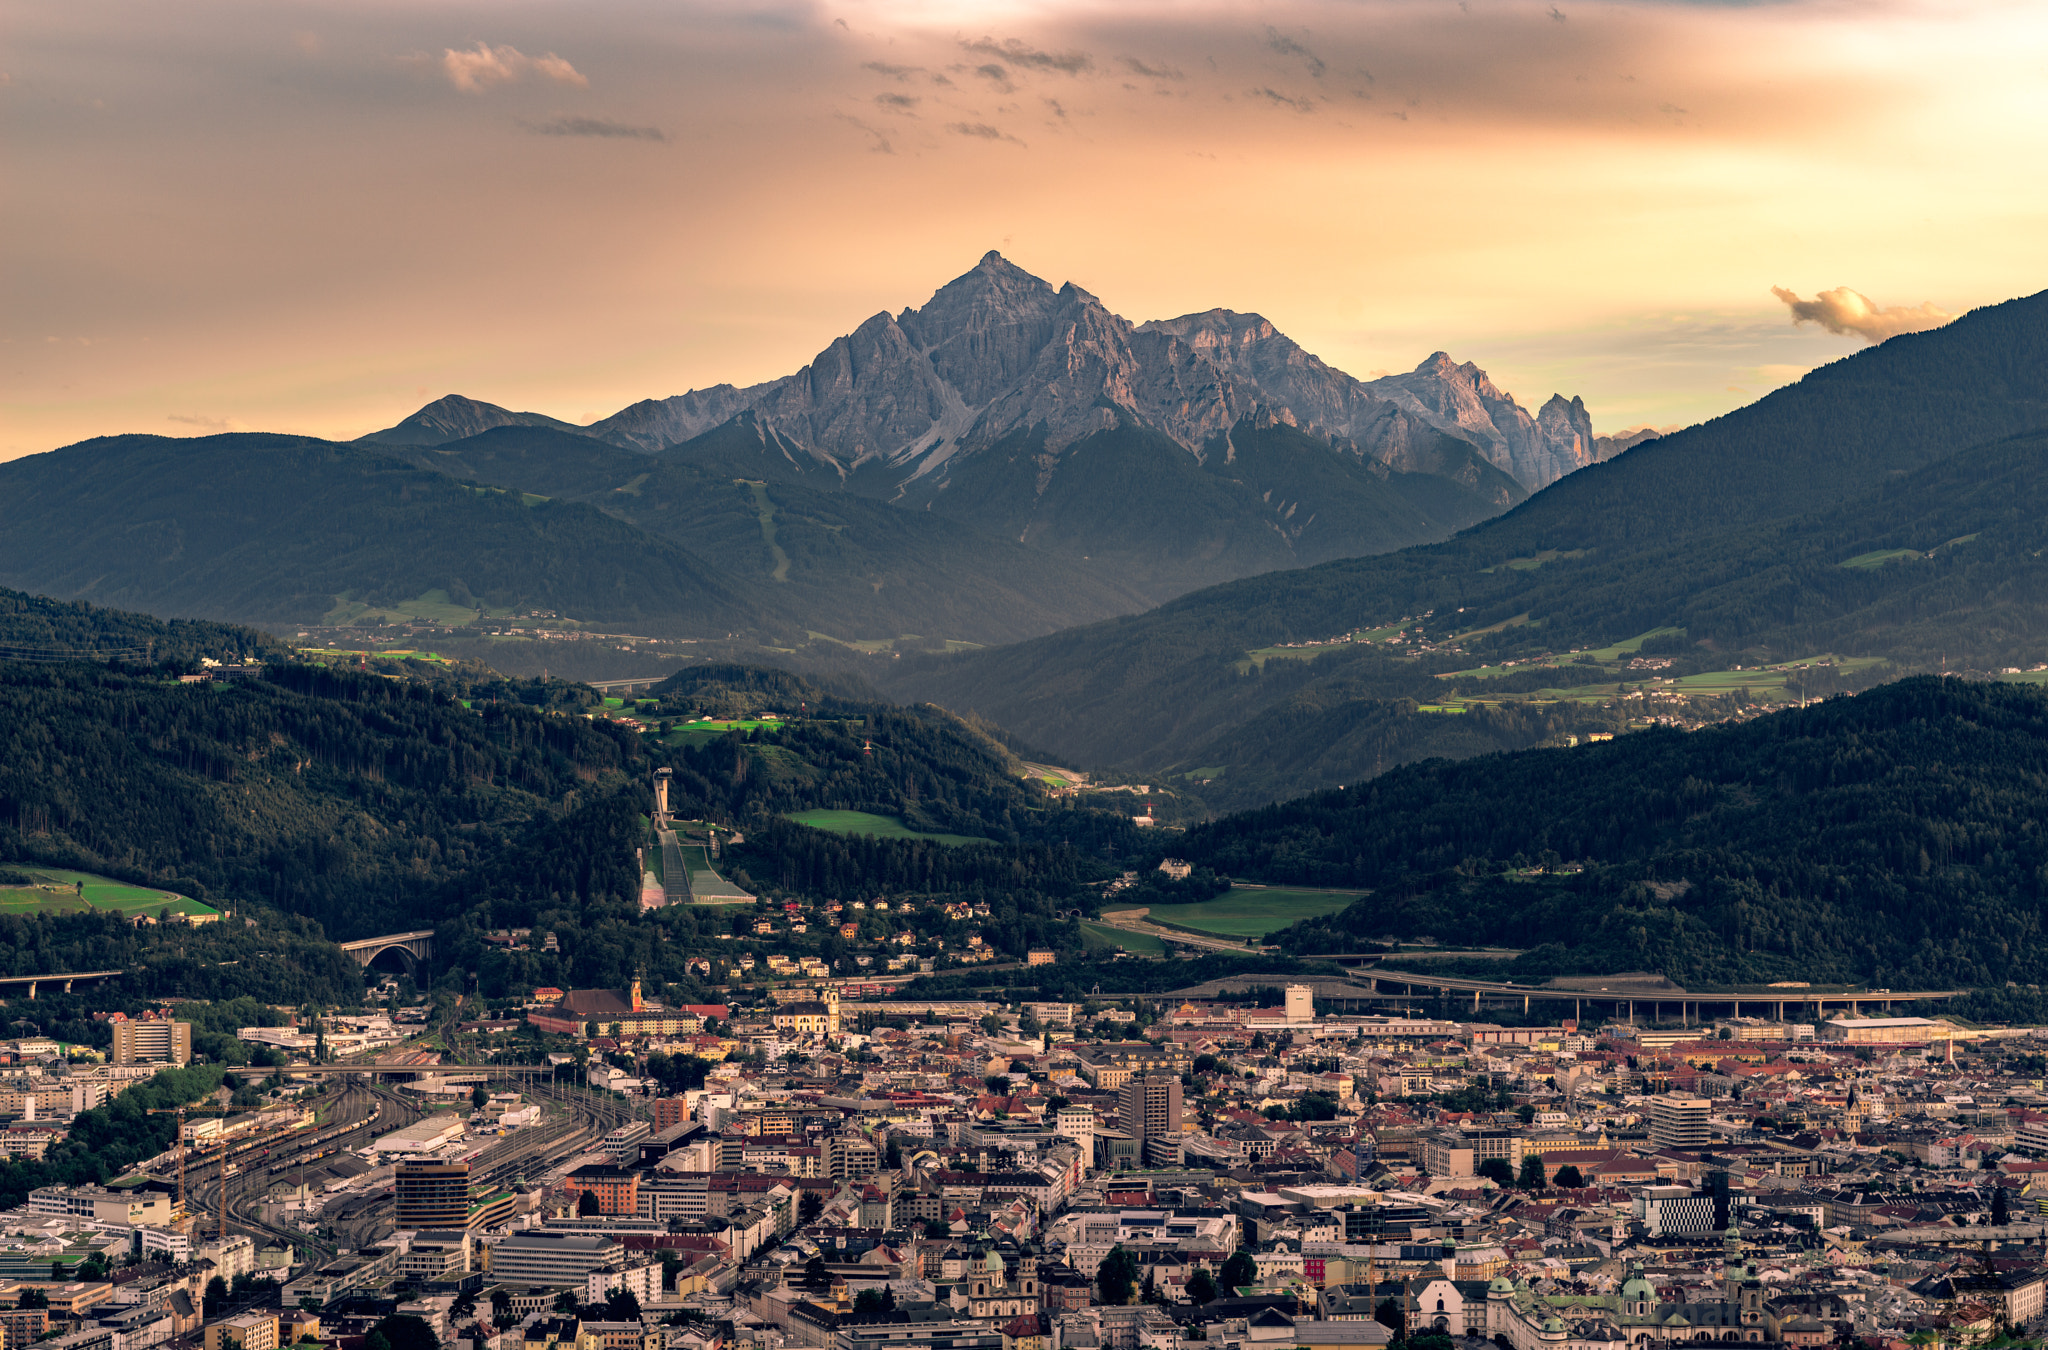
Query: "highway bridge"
1145 962 1960 1023
1252 964 1963 1022
336 930 435 971
0 969 123 997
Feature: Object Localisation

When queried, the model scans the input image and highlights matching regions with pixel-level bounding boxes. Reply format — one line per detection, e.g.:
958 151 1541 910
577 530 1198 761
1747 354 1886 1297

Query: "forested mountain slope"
0 587 283 665
878 290 2048 792
389 426 1153 644
0 661 642 938
0 651 1141 989
0 434 763 638
1180 677 2048 988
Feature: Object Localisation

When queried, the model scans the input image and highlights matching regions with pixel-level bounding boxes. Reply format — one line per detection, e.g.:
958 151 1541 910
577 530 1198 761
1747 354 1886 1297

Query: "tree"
984 1076 1009 1094
489 1289 511 1322
1140 1270 1161 1305
605 1289 641 1322
1374 1300 1405 1339
925 1219 951 1239
1516 1105 1535 1124
1186 1267 1218 1306
471 1084 490 1111
1993 1185 2012 1226
800 1191 825 1223
805 1256 830 1290
204 1276 229 1315
16 1287 47 1310
1219 1250 1257 1292
885 1138 903 1169
1517 1156 1547 1190
1097 1246 1141 1306
1476 1158 1515 1187
1552 1164 1586 1189
368 1316 439 1350
578 1188 601 1215
853 1289 890 1318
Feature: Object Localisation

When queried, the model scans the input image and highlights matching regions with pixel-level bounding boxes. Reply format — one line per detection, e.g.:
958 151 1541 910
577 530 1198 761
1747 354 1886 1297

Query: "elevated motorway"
1153 962 1961 1023
1289 964 1963 1022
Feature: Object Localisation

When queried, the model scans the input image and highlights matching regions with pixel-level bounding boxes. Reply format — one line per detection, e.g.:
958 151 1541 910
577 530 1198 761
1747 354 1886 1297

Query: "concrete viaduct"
337 930 436 972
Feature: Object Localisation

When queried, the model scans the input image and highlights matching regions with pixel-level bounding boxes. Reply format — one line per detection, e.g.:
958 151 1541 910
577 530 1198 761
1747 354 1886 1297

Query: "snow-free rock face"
590 386 750 453
1365 355 1599 490
364 254 1607 496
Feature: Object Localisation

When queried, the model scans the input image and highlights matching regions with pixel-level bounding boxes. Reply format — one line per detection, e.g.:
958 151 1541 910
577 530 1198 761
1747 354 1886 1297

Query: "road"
1093 907 1263 955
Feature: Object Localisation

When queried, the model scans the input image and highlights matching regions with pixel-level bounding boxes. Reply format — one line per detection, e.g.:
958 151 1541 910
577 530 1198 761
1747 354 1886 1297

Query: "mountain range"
366 252 1623 497
0 255 1627 646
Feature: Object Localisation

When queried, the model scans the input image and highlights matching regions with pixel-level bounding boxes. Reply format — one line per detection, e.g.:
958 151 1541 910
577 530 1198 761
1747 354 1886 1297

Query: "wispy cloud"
1252 87 1317 113
1119 56 1184 80
837 113 893 155
862 61 921 81
440 42 586 93
1264 28 1326 79
167 413 242 433
960 37 1092 75
523 116 664 141
874 93 919 114
974 63 1014 93
1771 286 1952 343
948 121 1025 146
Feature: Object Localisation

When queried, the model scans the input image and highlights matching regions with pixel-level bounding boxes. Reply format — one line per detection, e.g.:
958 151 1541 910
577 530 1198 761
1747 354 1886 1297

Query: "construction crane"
146 1106 233 1238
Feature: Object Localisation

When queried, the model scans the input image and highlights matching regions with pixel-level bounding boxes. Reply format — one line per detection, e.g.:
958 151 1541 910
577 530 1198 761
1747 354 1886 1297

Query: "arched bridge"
338 930 435 972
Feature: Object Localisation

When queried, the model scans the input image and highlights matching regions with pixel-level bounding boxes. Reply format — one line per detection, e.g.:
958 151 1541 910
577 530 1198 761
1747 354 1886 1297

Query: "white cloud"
440 42 587 94
1770 286 1952 344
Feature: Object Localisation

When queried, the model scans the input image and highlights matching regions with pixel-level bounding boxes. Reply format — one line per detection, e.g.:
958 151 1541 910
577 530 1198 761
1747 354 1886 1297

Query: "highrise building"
1649 1095 1710 1150
394 1159 471 1230
1284 985 1314 1024
111 1016 192 1067
1118 1075 1182 1144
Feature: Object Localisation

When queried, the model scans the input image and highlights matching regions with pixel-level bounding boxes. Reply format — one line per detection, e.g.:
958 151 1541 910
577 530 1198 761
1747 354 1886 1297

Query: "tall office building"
1649 1095 1711 1150
112 1016 192 1067
1284 985 1314 1024
1118 1075 1182 1144
394 1159 471 1230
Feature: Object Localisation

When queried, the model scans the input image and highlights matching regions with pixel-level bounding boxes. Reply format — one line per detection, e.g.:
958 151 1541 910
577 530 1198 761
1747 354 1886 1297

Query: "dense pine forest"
1176 677 2048 988
0 656 1145 1001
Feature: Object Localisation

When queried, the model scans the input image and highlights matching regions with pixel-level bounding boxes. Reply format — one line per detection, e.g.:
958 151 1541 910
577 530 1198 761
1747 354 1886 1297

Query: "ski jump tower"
654 767 672 822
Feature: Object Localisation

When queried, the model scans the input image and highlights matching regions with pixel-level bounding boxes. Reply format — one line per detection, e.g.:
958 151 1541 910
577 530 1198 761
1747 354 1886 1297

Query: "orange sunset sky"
5 0 2044 460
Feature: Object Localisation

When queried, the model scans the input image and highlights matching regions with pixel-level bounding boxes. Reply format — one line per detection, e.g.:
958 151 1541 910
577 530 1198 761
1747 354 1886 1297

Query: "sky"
5 0 2045 460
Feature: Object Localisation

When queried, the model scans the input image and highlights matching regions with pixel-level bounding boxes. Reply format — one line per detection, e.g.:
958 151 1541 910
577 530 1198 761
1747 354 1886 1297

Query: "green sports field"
1149 887 1363 939
786 809 987 847
0 869 219 919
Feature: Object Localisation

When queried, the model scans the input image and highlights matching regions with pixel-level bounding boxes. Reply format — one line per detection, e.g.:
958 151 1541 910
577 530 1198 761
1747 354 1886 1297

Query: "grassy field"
0 869 218 919
1080 921 1166 955
786 809 987 847
1479 549 1588 574
1149 887 1363 939
320 588 514 627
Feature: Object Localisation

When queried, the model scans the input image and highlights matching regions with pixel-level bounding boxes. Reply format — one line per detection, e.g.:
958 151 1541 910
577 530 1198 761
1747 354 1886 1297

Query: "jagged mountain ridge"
365 252 1614 493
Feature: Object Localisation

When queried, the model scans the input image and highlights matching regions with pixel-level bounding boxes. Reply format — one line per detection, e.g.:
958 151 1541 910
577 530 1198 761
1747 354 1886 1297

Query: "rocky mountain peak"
362 254 1615 498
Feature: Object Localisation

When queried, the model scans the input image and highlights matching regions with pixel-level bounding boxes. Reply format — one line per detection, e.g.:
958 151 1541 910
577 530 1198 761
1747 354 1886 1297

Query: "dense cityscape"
6 972 2048 1350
